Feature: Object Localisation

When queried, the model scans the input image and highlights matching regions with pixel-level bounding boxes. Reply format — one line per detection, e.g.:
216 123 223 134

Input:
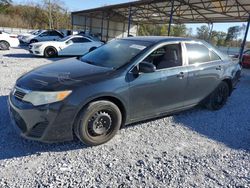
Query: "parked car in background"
234 50 250 68
21 30 64 44
9 37 241 146
18 30 44 43
0 31 19 50
29 35 103 58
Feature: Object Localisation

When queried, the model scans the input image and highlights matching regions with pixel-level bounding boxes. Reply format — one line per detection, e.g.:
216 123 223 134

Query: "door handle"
216 66 222 71
177 72 185 79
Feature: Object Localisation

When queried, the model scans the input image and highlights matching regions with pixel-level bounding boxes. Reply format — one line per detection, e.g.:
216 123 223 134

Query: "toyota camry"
8 37 241 146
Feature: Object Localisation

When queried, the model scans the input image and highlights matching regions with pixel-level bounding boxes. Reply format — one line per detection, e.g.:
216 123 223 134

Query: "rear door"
183 42 223 105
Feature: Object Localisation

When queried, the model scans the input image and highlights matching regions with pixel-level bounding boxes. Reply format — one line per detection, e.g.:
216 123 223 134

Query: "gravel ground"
0 47 249 188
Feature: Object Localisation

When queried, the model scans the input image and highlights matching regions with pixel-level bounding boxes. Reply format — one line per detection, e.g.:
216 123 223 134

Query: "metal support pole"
127 5 132 37
106 19 110 42
84 16 87 32
208 23 214 42
168 0 174 36
122 22 126 37
101 12 104 41
239 14 250 64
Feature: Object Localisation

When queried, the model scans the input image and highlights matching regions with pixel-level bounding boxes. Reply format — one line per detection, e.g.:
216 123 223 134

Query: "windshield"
32 30 41 35
81 39 152 69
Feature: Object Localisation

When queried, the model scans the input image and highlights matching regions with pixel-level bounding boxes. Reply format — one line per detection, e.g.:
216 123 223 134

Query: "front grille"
14 90 26 100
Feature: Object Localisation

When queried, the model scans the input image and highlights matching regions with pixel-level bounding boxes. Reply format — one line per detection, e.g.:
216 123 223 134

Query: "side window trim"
184 41 221 66
129 41 186 73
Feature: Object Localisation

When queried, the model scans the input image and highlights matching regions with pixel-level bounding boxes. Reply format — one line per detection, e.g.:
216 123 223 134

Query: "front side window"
39 31 49 37
143 43 182 70
186 43 220 64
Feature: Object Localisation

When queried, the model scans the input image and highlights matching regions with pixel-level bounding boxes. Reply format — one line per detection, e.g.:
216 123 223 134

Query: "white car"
29 35 103 58
21 30 64 44
0 31 20 50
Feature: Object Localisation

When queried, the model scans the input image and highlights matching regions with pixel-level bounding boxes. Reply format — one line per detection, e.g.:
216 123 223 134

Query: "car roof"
121 36 201 44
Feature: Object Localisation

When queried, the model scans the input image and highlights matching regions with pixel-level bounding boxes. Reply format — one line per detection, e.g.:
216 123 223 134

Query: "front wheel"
74 100 122 146
44 47 58 58
206 81 229 110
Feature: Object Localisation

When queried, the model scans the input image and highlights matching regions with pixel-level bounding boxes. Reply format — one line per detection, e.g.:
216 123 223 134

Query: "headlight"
22 90 72 106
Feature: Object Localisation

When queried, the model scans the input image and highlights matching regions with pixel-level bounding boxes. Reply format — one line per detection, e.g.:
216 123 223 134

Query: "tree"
214 31 227 46
171 24 187 37
138 24 187 37
0 0 12 13
196 25 209 41
225 26 241 45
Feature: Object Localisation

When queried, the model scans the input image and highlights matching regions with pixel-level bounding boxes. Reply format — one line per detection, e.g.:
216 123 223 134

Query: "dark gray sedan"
8 37 241 146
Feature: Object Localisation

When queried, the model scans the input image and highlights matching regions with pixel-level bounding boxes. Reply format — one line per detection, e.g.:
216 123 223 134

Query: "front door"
128 43 188 121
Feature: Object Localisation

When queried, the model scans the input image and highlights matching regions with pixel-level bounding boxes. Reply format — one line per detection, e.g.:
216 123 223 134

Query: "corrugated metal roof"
72 0 250 24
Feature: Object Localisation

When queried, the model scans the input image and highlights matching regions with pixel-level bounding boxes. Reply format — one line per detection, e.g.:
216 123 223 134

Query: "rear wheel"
74 100 122 146
44 47 58 58
206 81 229 110
0 41 10 50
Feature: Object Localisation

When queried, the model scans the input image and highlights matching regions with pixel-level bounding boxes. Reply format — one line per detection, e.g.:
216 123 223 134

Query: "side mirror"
139 61 156 73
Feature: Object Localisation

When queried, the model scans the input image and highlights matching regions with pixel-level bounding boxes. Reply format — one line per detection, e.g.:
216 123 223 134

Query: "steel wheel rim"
87 110 114 137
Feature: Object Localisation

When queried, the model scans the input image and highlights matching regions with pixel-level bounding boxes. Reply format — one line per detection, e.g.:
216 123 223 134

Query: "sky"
12 0 250 40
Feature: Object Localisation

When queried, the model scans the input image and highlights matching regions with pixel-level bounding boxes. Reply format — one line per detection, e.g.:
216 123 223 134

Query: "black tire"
89 46 97 52
74 100 122 146
206 81 230 110
0 41 10 50
44 47 58 58
30 39 38 44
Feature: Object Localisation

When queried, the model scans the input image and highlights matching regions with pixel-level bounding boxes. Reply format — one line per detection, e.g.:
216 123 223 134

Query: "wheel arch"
72 95 127 134
0 40 10 48
44 45 58 56
222 77 233 95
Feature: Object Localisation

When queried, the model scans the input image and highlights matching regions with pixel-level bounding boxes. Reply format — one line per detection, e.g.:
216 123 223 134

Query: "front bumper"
8 93 76 143
29 45 43 56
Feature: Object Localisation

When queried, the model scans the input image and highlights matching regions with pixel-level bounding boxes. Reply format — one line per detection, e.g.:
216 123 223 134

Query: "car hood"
16 58 114 91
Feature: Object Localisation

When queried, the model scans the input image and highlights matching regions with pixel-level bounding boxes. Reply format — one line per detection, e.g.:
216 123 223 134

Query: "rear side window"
186 43 220 64
50 31 62 37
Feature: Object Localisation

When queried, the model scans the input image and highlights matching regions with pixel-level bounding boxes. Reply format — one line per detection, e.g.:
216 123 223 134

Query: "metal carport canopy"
71 0 250 24
72 0 250 62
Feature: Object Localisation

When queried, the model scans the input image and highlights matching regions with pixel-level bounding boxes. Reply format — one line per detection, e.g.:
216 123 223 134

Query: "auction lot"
0 47 249 187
